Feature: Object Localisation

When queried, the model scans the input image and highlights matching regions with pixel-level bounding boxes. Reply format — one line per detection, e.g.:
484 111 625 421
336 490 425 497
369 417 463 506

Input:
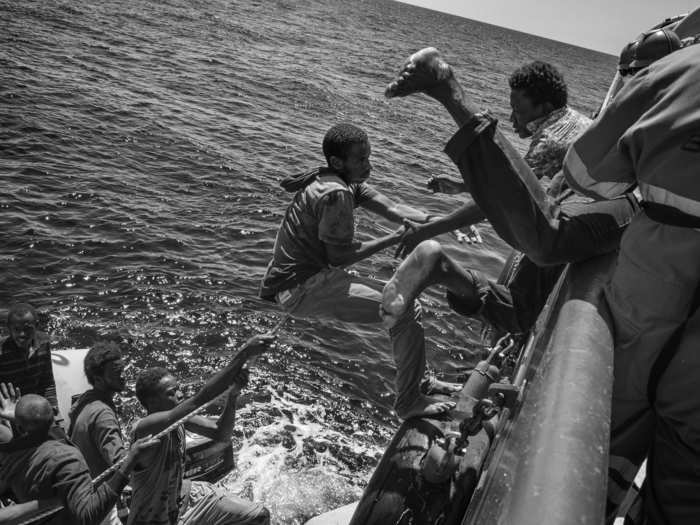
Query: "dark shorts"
446 251 564 335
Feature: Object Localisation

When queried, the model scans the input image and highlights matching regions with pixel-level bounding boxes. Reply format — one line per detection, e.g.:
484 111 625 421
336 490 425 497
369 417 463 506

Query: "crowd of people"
0 304 272 525
1 19 697 525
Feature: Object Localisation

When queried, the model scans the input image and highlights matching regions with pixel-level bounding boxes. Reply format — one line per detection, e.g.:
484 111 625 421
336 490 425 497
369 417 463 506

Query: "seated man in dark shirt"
0 393 157 525
0 303 65 436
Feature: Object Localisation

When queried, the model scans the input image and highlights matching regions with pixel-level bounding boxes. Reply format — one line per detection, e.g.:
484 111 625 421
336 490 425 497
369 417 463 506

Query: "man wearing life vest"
564 28 700 524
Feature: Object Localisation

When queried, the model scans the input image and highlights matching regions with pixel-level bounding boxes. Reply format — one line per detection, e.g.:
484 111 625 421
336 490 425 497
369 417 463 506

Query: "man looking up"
127 334 272 525
260 123 455 419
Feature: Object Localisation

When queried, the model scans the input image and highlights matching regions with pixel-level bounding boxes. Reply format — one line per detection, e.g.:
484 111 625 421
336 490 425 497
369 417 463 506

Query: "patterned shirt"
524 106 592 199
0 332 58 409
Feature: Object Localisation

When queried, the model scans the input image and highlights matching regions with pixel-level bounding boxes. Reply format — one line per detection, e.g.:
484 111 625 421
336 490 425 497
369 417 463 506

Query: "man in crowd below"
0 302 65 436
411 61 592 337
380 29 693 524
0 390 158 525
128 334 272 525
259 123 456 419
69 341 129 525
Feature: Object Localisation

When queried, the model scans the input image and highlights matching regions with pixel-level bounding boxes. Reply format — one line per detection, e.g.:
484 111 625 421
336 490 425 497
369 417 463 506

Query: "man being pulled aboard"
260 123 457 419
411 60 593 338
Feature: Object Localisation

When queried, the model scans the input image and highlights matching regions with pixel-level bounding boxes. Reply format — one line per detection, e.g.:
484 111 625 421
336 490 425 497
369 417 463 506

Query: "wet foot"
381 240 443 327
385 47 453 98
396 395 456 420
421 377 462 395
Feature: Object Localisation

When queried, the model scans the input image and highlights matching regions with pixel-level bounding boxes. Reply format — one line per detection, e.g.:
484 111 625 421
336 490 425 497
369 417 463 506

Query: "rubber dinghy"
306 10 700 525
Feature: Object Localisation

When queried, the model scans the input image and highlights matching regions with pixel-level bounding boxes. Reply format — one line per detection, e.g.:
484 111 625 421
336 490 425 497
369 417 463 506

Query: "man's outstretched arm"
324 227 406 267
134 335 272 439
361 191 432 223
185 369 248 441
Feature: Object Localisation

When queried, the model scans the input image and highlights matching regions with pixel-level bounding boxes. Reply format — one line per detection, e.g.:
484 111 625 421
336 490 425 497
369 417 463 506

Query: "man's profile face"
8 312 37 351
338 140 372 184
101 358 127 392
509 89 546 139
150 374 183 412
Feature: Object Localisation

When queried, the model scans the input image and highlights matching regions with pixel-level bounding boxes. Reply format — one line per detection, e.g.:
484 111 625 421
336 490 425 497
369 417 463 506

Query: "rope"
15 313 291 525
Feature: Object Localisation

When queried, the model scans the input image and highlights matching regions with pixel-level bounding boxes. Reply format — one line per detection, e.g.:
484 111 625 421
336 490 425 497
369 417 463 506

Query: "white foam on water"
218 385 384 524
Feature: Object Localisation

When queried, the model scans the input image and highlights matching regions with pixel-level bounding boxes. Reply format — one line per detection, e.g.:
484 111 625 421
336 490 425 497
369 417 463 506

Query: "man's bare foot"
396 395 456 420
385 47 453 98
421 377 462 395
381 240 444 328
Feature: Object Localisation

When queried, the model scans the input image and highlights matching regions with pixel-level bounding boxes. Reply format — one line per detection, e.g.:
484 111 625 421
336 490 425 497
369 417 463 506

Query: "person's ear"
329 155 344 171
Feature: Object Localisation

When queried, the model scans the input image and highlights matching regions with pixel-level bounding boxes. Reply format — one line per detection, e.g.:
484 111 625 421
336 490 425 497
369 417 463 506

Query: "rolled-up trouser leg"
279 267 427 413
389 301 427 413
443 114 637 265
605 214 700 524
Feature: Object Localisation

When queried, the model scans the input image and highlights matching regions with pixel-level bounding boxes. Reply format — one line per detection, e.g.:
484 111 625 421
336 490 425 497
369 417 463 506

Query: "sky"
399 0 700 54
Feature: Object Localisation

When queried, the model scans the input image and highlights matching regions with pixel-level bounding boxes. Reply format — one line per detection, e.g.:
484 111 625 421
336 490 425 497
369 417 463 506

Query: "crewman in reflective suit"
564 28 700 524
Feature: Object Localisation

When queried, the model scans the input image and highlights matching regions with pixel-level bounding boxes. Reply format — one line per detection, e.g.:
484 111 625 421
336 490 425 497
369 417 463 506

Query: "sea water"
1 0 616 522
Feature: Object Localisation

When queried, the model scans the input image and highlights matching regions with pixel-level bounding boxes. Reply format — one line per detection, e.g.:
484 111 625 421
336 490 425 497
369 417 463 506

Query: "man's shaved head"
15 394 54 436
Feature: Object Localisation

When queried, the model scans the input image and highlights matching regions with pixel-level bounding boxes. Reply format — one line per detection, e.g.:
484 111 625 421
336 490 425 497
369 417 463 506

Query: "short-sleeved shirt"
0 332 58 409
260 171 377 299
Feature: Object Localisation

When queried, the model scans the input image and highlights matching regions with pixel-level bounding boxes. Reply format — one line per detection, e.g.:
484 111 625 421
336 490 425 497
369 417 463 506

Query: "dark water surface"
1 0 616 521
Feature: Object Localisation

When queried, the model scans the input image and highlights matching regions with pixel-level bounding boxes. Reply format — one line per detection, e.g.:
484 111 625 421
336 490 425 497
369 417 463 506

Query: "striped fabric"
0 332 58 409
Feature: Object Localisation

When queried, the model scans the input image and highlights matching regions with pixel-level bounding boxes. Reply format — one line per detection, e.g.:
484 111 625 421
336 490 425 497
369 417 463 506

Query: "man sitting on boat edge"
259 123 457 419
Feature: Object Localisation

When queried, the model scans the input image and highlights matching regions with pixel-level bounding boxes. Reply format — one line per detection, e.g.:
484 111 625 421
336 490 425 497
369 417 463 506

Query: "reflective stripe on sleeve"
563 146 632 200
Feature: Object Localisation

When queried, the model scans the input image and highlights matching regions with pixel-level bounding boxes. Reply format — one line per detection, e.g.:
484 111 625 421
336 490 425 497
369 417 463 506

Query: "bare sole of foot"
385 47 452 98
397 395 456 420
381 240 442 328
421 377 462 396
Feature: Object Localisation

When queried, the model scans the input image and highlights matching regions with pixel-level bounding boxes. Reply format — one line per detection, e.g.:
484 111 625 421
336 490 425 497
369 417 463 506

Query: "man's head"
618 28 682 78
84 341 126 393
135 367 182 413
15 394 54 437
7 303 38 351
322 123 372 184
508 61 568 138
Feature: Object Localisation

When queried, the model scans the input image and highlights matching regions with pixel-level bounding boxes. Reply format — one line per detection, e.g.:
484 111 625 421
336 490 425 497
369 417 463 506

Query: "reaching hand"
240 334 275 359
453 225 483 244
427 176 467 195
0 383 21 421
230 368 250 397
394 219 429 259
